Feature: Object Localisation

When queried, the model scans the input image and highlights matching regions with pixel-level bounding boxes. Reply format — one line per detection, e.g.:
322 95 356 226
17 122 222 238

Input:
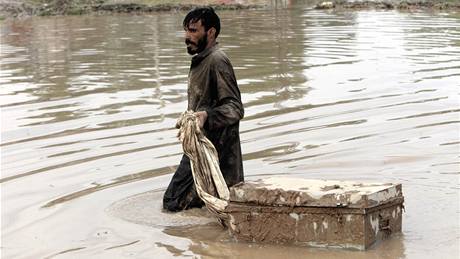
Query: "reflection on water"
1 2 459 259
162 224 407 259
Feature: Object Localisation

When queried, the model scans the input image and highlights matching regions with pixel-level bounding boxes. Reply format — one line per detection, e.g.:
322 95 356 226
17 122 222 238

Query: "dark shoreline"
0 1 266 19
1 0 459 20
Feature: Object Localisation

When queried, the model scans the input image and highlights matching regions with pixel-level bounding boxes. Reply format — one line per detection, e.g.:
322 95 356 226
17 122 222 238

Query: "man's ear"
207 27 216 39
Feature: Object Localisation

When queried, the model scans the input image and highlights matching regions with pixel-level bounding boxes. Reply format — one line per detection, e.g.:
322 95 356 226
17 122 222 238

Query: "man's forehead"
185 19 203 29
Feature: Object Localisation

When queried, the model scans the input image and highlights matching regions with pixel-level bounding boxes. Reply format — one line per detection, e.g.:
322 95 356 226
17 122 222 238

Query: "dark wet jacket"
188 43 244 185
163 44 244 211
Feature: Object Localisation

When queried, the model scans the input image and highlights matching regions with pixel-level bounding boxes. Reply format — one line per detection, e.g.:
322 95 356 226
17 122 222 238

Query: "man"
163 7 244 212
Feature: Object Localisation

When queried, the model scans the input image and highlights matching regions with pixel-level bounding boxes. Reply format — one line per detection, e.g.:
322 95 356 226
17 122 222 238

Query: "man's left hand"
194 111 208 128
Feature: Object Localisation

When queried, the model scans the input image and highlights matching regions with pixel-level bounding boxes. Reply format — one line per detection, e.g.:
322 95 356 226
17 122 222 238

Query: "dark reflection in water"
1 3 459 259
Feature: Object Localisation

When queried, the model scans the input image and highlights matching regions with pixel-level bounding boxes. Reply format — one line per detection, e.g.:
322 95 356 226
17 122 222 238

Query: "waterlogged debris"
225 177 404 250
316 1 335 9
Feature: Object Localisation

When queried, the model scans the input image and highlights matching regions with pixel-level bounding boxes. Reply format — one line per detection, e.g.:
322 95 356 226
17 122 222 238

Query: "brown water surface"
1 3 459 259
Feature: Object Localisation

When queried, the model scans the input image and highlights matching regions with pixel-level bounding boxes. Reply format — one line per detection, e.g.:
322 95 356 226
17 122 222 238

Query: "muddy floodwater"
1 2 459 258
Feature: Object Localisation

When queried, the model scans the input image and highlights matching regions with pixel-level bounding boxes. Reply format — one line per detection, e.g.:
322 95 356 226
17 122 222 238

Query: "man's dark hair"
183 7 221 38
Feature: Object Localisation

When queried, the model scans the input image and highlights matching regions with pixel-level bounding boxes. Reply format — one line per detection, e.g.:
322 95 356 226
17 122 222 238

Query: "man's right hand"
194 111 208 129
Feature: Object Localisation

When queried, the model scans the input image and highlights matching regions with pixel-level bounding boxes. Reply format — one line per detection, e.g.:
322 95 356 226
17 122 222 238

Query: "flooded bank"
0 0 268 18
315 0 460 10
1 2 459 258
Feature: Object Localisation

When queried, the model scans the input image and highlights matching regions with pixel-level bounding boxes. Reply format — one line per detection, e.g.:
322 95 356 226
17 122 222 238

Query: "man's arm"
204 56 244 130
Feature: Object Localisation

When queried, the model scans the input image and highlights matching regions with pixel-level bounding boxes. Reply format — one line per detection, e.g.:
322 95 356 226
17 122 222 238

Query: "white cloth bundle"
177 111 229 223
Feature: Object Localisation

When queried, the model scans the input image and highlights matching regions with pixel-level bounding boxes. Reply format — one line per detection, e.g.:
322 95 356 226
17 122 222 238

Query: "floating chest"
224 177 404 250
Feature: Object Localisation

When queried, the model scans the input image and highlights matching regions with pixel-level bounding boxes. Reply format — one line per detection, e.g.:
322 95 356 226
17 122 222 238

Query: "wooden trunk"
224 177 404 250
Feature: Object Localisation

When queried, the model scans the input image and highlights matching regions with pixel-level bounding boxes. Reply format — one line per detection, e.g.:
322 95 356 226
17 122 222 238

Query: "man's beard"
186 35 207 55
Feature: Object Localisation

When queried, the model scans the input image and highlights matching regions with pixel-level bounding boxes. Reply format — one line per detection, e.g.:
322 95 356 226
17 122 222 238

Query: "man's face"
184 19 208 55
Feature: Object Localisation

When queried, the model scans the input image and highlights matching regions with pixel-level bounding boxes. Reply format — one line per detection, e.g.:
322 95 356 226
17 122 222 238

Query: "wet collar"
191 42 219 67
